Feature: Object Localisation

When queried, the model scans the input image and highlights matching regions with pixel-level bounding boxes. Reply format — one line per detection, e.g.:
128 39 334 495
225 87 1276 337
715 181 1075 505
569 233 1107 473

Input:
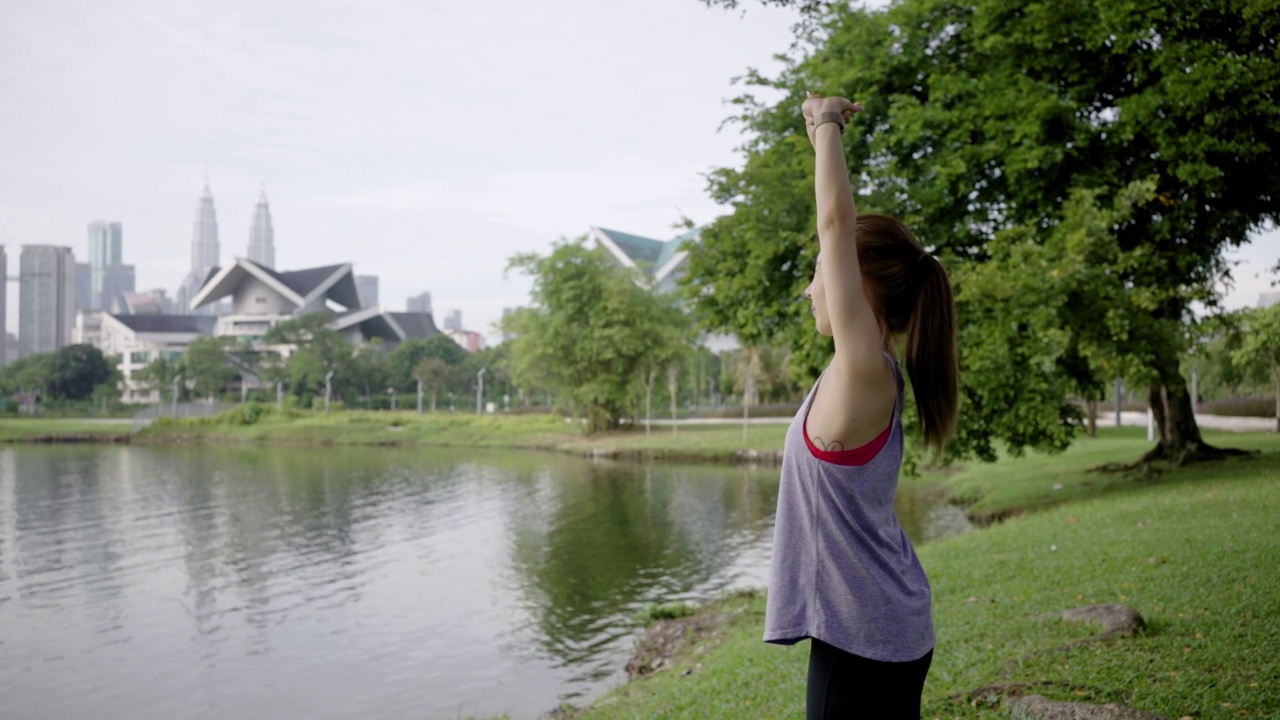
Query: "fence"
132 401 239 429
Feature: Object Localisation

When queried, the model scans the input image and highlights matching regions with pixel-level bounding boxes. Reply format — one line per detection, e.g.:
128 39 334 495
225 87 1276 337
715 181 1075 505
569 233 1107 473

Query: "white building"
99 313 217 403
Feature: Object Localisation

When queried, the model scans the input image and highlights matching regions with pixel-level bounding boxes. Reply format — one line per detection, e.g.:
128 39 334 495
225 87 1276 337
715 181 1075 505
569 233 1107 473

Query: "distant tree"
344 337 389 404
264 312 354 400
504 239 694 433
183 336 238 401
386 335 468 393
135 355 183 404
635 295 692 434
1231 304 1280 431
468 342 515 410
413 357 453 412
48 344 113 401
0 353 54 397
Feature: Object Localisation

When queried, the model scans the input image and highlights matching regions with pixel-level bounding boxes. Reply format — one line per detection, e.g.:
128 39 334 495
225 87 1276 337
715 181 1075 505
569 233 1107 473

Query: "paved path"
1108 410 1274 433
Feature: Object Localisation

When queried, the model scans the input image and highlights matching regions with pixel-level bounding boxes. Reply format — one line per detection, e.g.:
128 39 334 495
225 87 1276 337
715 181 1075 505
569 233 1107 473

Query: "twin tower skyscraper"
178 182 275 314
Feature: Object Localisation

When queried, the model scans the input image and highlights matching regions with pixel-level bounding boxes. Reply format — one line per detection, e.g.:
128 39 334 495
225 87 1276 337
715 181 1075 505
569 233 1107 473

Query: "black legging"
806 638 932 719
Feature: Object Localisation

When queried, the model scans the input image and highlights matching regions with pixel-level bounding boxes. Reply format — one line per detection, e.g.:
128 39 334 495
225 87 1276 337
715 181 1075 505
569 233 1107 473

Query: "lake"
0 444 967 719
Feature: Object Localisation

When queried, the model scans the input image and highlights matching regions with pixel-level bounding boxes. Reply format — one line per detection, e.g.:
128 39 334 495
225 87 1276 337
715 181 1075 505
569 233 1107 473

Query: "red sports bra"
802 414 893 466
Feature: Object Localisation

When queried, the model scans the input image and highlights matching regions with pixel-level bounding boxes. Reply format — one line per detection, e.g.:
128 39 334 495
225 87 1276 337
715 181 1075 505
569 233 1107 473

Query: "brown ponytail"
854 214 959 457
904 255 958 456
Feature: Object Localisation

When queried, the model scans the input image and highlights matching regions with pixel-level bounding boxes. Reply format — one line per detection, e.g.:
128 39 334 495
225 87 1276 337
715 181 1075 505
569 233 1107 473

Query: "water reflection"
0 444 962 720
504 462 776 686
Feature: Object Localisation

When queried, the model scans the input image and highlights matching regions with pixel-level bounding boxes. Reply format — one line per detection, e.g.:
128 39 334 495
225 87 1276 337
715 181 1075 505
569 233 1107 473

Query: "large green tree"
48 345 114 401
504 239 694 433
687 0 1279 462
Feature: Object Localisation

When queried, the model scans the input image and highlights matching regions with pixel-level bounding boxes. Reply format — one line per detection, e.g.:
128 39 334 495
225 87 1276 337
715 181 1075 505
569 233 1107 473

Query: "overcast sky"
1 0 1275 343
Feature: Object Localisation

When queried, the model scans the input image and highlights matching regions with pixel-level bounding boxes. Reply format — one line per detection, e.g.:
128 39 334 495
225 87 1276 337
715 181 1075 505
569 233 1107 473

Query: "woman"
762 92 959 719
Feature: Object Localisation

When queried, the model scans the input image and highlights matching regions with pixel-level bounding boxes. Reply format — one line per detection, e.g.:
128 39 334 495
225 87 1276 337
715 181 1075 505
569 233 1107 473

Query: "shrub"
634 602 698 626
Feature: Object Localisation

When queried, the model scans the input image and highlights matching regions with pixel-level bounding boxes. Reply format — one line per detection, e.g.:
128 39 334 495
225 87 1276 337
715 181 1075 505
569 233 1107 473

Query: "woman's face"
803 256 833 337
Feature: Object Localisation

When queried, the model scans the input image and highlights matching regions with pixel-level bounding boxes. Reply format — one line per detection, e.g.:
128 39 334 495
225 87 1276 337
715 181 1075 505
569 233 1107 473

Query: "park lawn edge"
129 409 794 464
564 432 1280 720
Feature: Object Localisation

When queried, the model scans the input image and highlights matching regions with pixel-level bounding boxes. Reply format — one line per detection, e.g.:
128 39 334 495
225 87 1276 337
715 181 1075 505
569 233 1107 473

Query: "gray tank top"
763 354 934 662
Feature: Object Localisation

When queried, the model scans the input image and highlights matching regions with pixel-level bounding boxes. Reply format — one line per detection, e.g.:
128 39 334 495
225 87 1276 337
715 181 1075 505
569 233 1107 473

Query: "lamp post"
1114 377 1123 427
416 379 423 415
476 367 486 415
171 374 182 418
324 371 334 413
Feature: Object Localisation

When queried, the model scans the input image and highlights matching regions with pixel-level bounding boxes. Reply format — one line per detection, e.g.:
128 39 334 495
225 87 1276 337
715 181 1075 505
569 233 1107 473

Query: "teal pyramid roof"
597 227 666 266
655 227 699 271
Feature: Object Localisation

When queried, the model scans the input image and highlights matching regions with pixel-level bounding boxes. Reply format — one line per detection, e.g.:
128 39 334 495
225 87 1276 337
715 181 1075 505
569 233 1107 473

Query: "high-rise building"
407 291 433 315
75 262 93 312
86 220 134 311
19 245 76 358
101 264 136 312
87 221 122 310
443 309 462 331
247 188 275 269
356 275 379 308
0 248 6 365
179 182 221 314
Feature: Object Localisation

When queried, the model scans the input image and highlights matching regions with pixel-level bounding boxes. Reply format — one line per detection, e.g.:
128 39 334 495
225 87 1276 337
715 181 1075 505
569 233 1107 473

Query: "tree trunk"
1142 353 1243 464
1086 398 1097 438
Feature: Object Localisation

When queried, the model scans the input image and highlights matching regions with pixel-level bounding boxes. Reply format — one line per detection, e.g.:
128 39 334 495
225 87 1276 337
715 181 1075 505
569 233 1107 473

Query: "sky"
1 0 1276 344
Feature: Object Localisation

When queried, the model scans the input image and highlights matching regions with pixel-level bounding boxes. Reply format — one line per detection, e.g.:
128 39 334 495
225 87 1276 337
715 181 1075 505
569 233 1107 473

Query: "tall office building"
75 262 93 312
0 248 6 365
86 220 134 311
443 309 462 331
179 182 221 314
407 291 432 315
247 188 275 268
87 221 122 310
101 265 137 312
19 245 76 358
356 275 379 308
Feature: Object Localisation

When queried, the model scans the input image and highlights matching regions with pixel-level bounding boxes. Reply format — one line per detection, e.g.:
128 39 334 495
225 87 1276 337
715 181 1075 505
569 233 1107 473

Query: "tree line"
0 344 117 409
133 313 510 411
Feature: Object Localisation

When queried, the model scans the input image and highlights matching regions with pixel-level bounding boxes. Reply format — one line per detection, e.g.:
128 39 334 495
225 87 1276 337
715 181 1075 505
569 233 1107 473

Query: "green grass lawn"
574 430 1280 719
941 426 1280 521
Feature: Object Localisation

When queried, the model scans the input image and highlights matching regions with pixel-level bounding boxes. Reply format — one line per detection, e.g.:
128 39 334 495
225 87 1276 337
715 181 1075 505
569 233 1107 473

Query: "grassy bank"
132 408 791 462
574 430 1280 719
0 418 135 443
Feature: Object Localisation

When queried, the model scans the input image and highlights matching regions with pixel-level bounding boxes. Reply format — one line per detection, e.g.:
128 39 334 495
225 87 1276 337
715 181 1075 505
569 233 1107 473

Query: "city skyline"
2 0 1276 343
